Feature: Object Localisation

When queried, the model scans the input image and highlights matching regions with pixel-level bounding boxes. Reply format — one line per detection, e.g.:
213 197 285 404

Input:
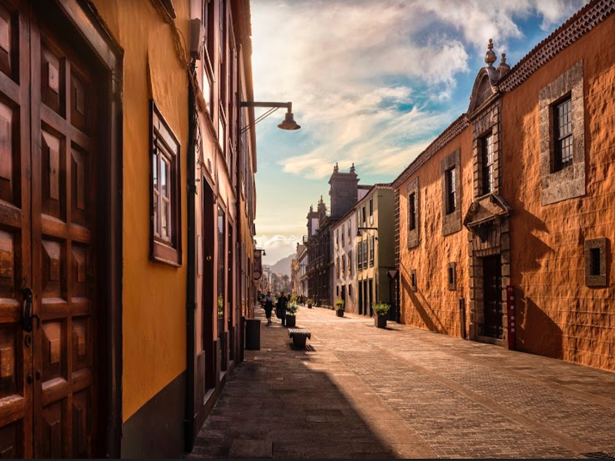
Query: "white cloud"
419 0 587 48
251 0 585 179
279 104 455 178
251 0 587 238
251 1 474 179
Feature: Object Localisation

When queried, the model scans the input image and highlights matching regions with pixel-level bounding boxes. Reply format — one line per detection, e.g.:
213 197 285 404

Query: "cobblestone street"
189 307 615 459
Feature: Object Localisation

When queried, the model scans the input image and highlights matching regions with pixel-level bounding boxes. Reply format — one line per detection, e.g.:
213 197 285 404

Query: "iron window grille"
554 96 573 171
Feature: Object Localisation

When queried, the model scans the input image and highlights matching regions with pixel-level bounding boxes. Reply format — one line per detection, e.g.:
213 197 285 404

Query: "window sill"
151 240 182 267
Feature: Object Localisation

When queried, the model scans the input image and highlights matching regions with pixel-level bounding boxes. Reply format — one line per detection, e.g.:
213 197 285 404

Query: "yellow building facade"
0 0 257 458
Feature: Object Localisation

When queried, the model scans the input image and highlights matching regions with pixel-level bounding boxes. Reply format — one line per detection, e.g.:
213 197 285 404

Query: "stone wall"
503 11 615 371
397 128 472 337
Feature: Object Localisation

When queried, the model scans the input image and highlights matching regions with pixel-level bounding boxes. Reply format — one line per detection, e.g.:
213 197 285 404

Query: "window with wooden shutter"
150 101 182 266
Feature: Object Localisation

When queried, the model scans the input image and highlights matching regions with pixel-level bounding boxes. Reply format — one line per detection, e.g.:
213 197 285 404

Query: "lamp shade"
278 111 301 130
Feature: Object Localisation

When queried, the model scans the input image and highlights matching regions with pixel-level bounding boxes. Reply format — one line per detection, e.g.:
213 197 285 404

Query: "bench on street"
288 328 311 349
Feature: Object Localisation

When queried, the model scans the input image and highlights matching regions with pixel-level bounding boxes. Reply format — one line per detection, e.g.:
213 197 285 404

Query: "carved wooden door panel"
483 255 503 339
29 9 98 459
0 1 100 457
0 0 33 457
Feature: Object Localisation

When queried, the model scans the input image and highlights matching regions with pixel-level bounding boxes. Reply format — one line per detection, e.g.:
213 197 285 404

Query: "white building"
296 243 308 297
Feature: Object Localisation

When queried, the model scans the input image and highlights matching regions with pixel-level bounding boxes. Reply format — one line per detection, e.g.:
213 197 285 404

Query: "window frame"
539 60 585 206
409 192 416 231
481 132 495 195
369 235 375 267
348 250 352 276
149 101 182 266
407 177 419 249
584 238 608 287
447 262 456 291
360 241 365 271
445 167 457 215
553 95 573 172
441 149 462 236
201 0 215 117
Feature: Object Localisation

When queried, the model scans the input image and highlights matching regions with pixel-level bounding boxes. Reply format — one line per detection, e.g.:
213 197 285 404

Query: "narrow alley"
189 307 615 459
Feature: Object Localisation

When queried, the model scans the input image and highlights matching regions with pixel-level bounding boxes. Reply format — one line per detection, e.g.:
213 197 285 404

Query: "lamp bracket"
241 101 292 112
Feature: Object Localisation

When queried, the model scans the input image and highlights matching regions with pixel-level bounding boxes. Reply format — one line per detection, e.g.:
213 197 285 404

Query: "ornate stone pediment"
468 67 499 115
468 40 510 116
463 194 512 229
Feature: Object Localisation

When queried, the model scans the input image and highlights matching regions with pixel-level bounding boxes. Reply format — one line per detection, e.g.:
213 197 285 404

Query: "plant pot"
286 315 296 327
336 309 344 317
307 303 312 309
375 315 387 328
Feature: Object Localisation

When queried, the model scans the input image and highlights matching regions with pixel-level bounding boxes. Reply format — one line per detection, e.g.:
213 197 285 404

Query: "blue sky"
251 0 587 264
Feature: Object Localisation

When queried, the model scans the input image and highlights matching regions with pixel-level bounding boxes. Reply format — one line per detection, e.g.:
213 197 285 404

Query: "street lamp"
240 101 301 134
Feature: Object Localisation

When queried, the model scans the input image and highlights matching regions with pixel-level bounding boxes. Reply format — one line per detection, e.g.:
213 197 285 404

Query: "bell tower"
328 163 359 220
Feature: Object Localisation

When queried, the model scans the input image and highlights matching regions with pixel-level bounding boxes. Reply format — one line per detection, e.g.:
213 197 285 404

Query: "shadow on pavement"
188 309 397 459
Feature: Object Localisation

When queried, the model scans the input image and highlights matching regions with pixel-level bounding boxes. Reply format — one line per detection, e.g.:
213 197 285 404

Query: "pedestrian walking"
264 291 274 325
277 291 288 326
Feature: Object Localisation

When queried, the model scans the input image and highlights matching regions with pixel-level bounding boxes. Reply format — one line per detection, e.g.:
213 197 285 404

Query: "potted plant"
335 299 345 317
307 298 313 309
373 303 390 328
286 302 299 327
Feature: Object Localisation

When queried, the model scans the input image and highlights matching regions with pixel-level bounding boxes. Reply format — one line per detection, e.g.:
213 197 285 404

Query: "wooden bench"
288 328 311 349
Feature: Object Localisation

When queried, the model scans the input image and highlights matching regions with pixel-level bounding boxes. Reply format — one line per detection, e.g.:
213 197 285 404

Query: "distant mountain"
265 254 294 277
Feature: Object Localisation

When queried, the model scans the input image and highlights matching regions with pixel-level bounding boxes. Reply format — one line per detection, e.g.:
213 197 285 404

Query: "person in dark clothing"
263 291 274 325
277 291 288 326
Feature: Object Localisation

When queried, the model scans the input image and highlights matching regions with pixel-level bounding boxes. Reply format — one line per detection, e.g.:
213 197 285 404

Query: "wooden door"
0 0 101 457
483 255 503 339
202 180 215 390
30 10 100 458
0 0 32 457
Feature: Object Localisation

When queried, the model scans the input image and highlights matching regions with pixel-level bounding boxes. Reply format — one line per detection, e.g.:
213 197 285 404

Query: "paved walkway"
188 306 615 459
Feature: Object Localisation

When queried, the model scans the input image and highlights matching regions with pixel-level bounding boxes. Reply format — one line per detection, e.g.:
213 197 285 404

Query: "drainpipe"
235 98 242 362
184 62 197 452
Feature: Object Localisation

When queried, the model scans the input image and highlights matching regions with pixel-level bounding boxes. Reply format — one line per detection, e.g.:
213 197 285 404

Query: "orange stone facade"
394 0 615 372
